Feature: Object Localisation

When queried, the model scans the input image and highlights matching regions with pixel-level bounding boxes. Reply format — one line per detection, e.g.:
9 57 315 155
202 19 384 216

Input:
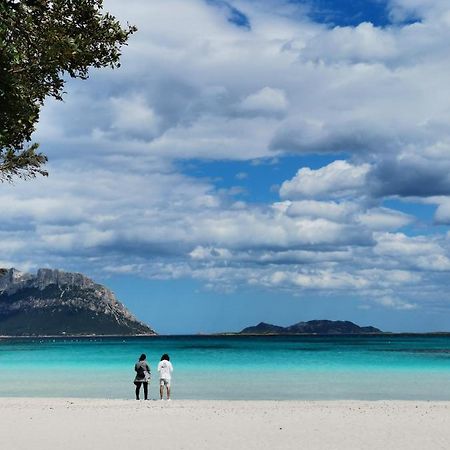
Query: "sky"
2 0 450 333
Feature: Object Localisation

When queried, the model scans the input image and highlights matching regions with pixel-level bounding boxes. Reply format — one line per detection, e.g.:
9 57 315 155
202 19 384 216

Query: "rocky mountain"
240 320 381 335
0 268 156 336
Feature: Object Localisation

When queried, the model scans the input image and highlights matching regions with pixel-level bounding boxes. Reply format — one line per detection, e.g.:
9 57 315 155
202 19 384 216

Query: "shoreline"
2 332 450 338
1 398 449 449
2 396 450 402
0 333 158 339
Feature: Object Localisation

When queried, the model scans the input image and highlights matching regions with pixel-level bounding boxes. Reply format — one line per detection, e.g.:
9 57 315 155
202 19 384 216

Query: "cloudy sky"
3 0 450 333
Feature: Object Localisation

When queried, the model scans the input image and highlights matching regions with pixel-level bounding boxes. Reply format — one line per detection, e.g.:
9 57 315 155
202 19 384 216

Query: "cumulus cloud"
375 232 442 257
2 0 450 315
369 153 450 197
280 160 370 199
357 208 414 231
1 157 440 307
388 0 450 22
284 200 359 221
435 199 450 224
29 0 450 205
269 118 398 155
239 87 288 115
30 0 450 170
300 22 397 64
374 233 450 271
110 95 162 140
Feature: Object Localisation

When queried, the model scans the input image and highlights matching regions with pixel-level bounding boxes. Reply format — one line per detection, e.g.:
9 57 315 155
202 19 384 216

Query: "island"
239 320 382 335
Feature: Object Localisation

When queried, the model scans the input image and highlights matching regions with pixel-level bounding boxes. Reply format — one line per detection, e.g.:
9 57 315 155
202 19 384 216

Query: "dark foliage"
0 0 136 181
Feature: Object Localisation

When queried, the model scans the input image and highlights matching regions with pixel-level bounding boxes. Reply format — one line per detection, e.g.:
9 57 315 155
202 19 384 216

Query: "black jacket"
134 360 151 382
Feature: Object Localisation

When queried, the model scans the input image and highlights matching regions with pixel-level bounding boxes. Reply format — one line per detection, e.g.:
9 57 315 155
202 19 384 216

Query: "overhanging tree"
0 0 136 181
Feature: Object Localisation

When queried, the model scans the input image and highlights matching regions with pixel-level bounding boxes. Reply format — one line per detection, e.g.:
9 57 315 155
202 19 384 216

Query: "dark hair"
160 353 170 361
139 354 146 361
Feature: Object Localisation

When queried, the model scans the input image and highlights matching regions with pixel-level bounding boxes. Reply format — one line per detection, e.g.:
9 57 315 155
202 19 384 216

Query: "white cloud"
29 0 450 170
110 95 161 139
374 295 417 311
301 22 397 64
239 87 288 114
284 200 358 221
189 246 232 260
374 233 450 271
375 233 442 257
235 172 248 180
280 160 370 199
357 208 414 230
2 0 450 315
388 0 450 22
434 198 450 224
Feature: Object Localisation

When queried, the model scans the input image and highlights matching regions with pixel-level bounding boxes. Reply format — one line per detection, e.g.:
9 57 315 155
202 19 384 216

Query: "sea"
1 335 449 400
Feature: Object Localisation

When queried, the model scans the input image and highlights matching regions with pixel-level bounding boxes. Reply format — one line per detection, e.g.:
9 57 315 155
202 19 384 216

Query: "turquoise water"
1 335 449 400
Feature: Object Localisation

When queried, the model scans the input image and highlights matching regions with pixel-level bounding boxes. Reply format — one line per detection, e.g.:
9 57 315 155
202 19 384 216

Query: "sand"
0 398 449 450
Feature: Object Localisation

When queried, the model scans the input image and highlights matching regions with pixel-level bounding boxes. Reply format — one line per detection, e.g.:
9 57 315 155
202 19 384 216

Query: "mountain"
0 268 156 336
238 322 286 335
239 320 381 335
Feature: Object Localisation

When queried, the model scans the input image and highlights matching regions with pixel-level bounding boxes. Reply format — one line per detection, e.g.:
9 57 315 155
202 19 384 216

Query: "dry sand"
0 398 449 450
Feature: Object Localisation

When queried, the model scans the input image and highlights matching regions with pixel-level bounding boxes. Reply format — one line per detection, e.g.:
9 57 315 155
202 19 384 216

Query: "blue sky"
2 0 450 333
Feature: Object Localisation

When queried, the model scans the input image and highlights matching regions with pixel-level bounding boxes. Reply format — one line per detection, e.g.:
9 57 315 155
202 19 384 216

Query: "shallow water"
1 335 449 400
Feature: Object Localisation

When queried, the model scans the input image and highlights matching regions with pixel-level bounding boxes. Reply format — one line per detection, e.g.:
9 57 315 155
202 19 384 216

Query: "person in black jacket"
134 353 151 400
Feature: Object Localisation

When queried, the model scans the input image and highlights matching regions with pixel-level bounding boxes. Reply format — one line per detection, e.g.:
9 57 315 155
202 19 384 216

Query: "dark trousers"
134 381 148 400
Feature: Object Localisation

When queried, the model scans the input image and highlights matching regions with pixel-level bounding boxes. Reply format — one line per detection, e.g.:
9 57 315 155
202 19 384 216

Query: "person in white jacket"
158 353 173 400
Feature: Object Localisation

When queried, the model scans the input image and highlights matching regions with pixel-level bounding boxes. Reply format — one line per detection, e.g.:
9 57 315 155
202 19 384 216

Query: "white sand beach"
1 398 449 450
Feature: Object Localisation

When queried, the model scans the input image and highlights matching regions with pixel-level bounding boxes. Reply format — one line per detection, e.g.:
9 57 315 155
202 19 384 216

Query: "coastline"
0 333 158 339
1 398 449 450
2 332 450 338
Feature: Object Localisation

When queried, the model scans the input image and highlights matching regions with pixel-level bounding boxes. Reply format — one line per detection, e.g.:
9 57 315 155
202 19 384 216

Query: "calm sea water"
1 335 449 400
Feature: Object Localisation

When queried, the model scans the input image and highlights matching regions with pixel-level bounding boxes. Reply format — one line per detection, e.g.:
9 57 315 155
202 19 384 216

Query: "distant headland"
0 268 156 337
